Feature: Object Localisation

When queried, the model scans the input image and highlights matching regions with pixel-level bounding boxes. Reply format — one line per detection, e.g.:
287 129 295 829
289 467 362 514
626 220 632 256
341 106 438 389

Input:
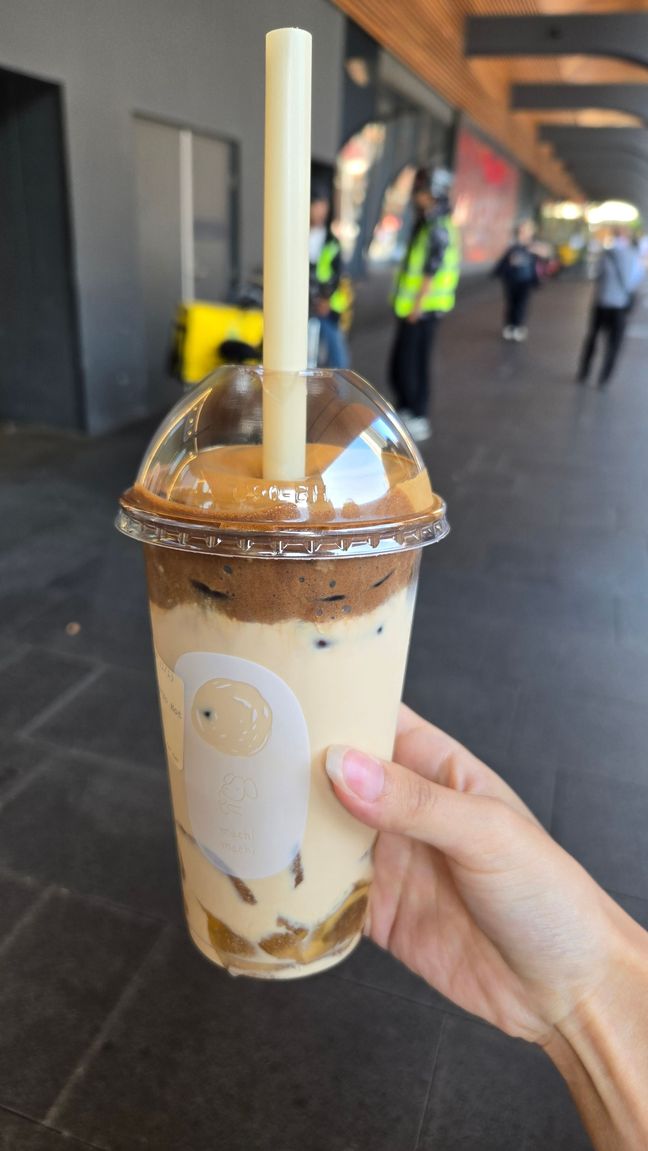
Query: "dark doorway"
0 67 82 428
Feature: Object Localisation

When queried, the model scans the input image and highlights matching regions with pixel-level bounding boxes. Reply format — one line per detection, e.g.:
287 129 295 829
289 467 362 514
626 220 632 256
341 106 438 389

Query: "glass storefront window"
334 123 386 262
367 165 416 266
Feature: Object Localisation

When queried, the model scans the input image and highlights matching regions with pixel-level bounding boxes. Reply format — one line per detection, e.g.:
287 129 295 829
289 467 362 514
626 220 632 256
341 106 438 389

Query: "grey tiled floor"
1 277 648 1149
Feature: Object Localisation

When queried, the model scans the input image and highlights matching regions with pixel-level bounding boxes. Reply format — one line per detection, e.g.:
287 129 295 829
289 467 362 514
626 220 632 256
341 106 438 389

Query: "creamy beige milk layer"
149 580 416 976
134 444 434 978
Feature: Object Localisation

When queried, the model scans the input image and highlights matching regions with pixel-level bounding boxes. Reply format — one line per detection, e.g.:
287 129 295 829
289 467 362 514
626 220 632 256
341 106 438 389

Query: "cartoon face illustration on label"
218 773 257 815
176 653 310 880
192 679 272 756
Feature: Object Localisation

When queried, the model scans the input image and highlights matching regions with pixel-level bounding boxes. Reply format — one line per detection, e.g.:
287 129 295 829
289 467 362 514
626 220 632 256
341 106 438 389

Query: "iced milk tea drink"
117 366 448 977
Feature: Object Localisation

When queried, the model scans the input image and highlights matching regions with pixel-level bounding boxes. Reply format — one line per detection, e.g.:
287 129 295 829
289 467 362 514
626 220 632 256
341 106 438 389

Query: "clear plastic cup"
117 366 448 978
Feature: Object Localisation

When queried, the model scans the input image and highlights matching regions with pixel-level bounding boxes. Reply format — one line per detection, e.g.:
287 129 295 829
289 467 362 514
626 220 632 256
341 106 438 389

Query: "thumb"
326 745 505 867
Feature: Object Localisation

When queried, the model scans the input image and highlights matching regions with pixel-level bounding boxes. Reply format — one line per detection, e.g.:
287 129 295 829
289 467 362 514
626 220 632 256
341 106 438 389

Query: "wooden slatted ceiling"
468 2 648 130
334 0 648 198
517 109 642 125
539 0 648 12
334 0 579 196
508 55 648 89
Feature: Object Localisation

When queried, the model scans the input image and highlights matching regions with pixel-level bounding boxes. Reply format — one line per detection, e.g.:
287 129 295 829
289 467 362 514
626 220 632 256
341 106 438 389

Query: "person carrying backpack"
493 220 540 342
577 228 645 387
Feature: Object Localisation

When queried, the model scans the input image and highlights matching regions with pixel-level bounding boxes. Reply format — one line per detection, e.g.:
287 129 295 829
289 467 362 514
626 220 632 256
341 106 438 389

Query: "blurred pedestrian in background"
577 227 645 387
389 168 460 442
309 185 351 369
493 219 540 342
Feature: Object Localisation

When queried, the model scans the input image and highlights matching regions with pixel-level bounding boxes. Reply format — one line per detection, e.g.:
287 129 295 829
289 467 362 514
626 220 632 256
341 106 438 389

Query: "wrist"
545 904 648 1149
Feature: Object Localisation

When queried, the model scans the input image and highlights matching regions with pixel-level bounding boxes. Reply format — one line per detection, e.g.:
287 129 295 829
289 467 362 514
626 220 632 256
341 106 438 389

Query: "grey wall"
341 19 380 144
0 0 345 432
0 70 83 428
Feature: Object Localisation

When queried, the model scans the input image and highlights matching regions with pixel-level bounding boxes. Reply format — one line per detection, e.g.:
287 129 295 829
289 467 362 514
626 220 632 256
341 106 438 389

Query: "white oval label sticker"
175 652 310 880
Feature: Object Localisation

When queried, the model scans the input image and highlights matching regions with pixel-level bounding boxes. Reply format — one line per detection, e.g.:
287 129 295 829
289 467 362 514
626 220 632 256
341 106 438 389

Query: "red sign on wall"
453 128 520 265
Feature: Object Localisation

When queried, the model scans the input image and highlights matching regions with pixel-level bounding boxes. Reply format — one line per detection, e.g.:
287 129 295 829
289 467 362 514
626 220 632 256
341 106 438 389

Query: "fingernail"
326 747 385 802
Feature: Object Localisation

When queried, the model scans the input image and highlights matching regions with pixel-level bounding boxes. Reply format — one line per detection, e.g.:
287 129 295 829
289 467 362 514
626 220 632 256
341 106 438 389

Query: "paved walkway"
1 275 648 1150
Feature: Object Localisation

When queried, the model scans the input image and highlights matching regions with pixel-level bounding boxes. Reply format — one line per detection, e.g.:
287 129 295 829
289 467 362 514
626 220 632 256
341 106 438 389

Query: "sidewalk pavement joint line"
19 732 166 780
19 664 105 737
48 883 172 929
39 644 100 673
0 754 55 815
332 968 452 1017
413 1012 446 1151
0 1105 104 1151
37 643 149 676
0 850 171 930
0 644 32 674
44 922 171 1128
0 886 53 962
0 864 40 889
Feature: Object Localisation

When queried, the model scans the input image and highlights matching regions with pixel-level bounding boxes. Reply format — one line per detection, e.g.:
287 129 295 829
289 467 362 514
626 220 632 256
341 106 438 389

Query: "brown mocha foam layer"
144 545 416 625
126 442 431 527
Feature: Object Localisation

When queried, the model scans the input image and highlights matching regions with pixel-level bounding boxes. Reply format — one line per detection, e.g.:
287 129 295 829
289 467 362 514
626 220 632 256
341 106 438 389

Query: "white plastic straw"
262 27 312 480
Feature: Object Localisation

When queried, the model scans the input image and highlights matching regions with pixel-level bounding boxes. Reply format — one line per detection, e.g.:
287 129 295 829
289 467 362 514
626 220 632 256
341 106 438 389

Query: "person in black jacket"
493 220 540 342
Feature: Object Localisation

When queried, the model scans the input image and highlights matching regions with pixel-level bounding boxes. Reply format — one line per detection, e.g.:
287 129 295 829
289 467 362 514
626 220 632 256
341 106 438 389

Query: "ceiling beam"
539 125 648 159
560 173 648 212
465 14 648 71
550 155 648 211
565 157 648 180
536 127 648 208
511 83 648 124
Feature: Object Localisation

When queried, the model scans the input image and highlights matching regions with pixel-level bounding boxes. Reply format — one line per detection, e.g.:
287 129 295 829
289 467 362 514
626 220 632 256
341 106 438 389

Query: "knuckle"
473 796 524 855
402 773 436 827
491 798 521 837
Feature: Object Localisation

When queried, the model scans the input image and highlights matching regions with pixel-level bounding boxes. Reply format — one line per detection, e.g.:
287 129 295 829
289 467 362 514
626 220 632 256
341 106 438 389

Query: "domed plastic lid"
117 366 448 559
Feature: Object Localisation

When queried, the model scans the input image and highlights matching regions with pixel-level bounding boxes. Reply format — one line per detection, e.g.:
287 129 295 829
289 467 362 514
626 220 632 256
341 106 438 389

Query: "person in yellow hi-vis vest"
389 168 460 441
309 185 351 369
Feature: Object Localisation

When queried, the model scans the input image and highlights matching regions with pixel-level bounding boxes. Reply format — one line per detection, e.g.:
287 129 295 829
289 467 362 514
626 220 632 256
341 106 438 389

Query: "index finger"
395 704 540 825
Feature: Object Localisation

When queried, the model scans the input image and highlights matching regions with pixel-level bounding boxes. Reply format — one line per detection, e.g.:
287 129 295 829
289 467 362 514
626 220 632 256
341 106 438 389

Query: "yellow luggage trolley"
171 300 263 386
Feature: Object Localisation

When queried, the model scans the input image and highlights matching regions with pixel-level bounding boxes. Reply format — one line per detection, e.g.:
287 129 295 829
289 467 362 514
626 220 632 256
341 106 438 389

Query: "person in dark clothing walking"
577 228 644 387
389 168 460 442
493 220 540 342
